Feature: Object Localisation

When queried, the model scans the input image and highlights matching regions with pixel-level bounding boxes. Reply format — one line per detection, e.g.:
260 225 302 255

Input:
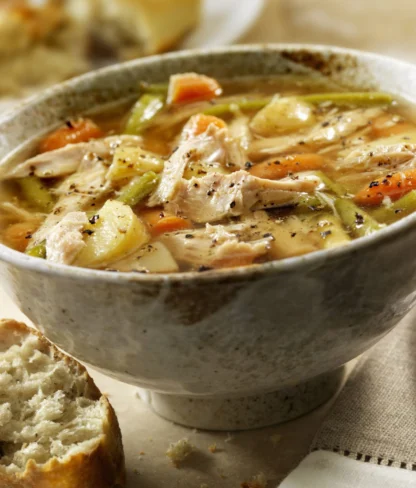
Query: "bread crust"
0 320 125 488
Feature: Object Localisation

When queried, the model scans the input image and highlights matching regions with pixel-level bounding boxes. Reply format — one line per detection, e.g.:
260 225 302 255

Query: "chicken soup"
0 73 414 273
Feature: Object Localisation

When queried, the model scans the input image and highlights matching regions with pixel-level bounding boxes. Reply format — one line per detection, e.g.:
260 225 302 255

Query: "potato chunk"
75 200 149 268
250 96 316 136
107 146 164 182
111 242 179 273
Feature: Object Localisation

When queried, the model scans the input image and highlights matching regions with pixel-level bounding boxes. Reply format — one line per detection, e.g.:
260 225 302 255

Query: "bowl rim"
1 42 416 284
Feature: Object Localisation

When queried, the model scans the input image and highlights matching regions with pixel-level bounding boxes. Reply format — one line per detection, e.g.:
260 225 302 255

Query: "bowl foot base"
137 367 345 431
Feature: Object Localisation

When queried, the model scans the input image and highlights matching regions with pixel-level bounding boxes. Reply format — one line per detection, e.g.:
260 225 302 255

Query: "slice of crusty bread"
0 319 125 488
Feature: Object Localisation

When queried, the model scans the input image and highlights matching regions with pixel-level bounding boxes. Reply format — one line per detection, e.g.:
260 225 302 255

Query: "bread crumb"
270 433 282 446
241 472 268 488
139 451 145 455
166 438 194 467
208 443 217 453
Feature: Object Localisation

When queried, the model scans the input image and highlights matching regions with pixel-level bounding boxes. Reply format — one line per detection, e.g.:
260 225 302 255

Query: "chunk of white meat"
337 133 416 171
149 131 224 206
0 202 44 222
225 116 250 168
32 159 111 245
2 135 142 180
249 107 383 160
149 124 246 206
160 222 272 268
45 212 88 265
165 170 319 223
229 115 251 151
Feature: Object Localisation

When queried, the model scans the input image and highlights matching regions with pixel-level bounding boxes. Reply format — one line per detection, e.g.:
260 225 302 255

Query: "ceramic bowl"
1 45 416 430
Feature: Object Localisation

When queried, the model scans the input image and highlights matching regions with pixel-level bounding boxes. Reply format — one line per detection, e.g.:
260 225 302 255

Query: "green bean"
300 92 393 106
139 82 169 95
124 94 165 134
312 171 347 197
292 173 346 213
201 92 393 118
18 177 55 213
117 171 159 207
294 193 328 212
371 191 416 224
335 198 383 237
25 241 46 259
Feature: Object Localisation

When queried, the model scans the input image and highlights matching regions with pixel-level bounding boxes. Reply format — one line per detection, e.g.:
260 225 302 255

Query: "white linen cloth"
280 451 416 488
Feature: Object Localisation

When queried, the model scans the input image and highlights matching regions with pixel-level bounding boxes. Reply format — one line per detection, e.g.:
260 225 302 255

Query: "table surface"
1 0 415 486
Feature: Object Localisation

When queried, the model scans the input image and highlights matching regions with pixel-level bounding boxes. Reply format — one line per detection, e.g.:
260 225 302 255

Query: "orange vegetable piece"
140 208 165 227
39 119 104 153
249 154 325 180
3 221 40 252
140 209 192 236
183 114 227 138
354 169 416 206
151 216 193 236
372 114 415 138
167 73 222 105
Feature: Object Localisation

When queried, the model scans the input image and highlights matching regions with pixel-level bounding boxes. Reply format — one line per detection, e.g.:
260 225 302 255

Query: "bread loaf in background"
0 0 201 95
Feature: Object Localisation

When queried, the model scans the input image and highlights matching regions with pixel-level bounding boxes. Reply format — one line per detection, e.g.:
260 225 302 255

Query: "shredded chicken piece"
45 211 88 265
249 107 383 160
33 158 111 245
229 115 251 151
166 170 318 223
160 222 272 268
339 142 416 170
1 135 142 180
0 202 44 222
150 124 247 206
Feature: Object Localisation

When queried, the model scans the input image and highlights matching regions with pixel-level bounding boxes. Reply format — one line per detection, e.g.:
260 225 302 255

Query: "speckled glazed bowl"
1 45 416 430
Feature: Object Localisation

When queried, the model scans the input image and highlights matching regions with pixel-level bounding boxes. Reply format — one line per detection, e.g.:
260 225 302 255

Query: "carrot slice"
183 114 227 138
372 114 415 138
4 221 40 252
140 208 166 227
39 119 104 153
354 169 416 206
141 209 193 236
151 216 193 236
249 154 325 180
167 73 222 105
